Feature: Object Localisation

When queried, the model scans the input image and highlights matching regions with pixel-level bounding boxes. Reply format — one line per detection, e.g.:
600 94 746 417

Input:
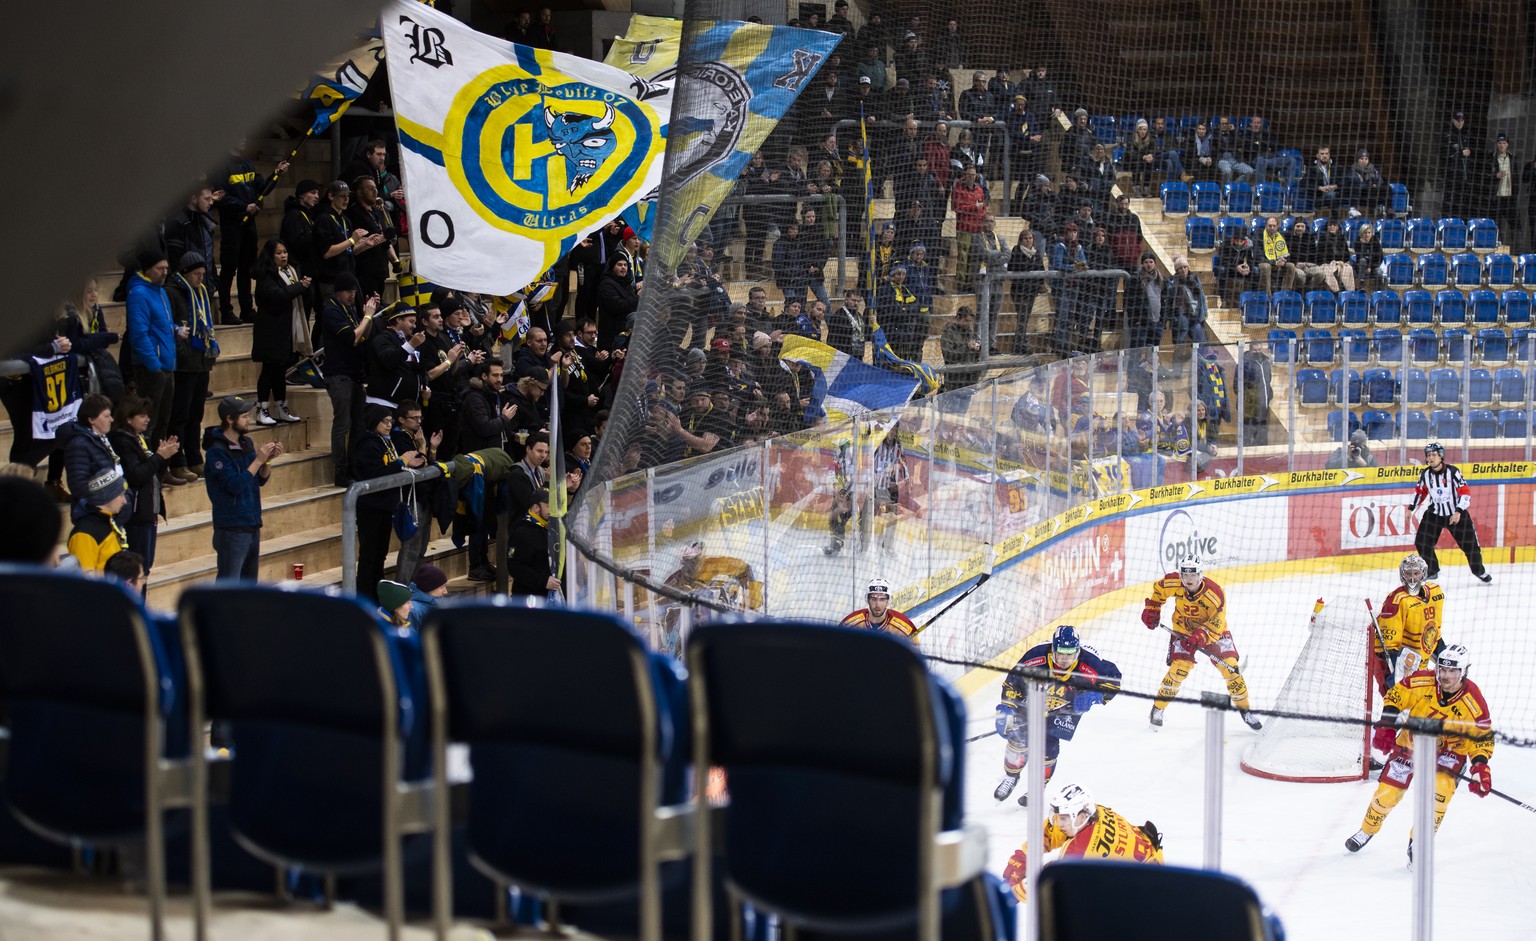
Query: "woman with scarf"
353 404 426 603
166 254 219 481
1008 229 1045 352
252 239 311 426
108 394 179 578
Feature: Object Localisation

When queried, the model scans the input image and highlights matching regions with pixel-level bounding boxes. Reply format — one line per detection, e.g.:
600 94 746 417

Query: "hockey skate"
1345 830 1372 852
823 536 844 557
993 773 1019 801
1406 838 1413 869
1239 710 1262 730
1149 705 1165 729
1477 571 1493 583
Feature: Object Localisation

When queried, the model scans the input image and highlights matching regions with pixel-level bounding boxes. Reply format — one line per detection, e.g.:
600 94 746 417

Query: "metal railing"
340 463 452 594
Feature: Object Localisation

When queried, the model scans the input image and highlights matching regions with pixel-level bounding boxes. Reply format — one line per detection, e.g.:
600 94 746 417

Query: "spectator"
252 239 312 426
1344 149 1387 216
893 31 926 83
973 213 1010 348
103 549 148 596
924 122 953 191
1325 429 1377 469
894 154 946 224
854 44 888 93
320 272 378 488
1004 96 1044 206
1050 221 1088 356
1148 116 1185 183
350 140 406 235
894 199 942 263
1162 256 1208 352
506 487 560 598
1315 217 1356 292
1008 228 1046 350
958 72 1000 165
876 265 927 362
164 185 219 279
1354 223 1385 291
216 146 288 324
0 476 62 565
280 179 323 288
1017 174 1057 238
346 177 398 301
1105 193 1144 269
1064 108 1095 170
940 306 984 389
916 76 953 127
504 372 552 454
354 403 427 603
1257 216 1300 293
203 396 279 581
672 387 734 457
951 165 989 291
828 289 867 358
391 401 437 584
108 395 178 575
419 301 474 460
1442 110 1475 219
61 393 119 522
125 249 182 450
1287 219 1327 289
1124 252 1165 351
1241 347 1275 444
795 298 829 341
597 255 640 345
366 306 426 408
1124 119 1159 198
505 10 535 44
1215 226 1257 302
1077 143 1116 214
903 245 938 311
1184 122 1217 182
772 218 805 302
313 181 371 302
67 468 129 573
407 563 450 628
1082 226 1117 352
827 0 853 35
1302 146 1342 217
1213 116 1248 184
950 127 986 182
1487 133 1518 240
855 12 889 61
513 326 556 379
1238 115 1284 183
165 254 219 482
553 322 600 444
933 18 964 68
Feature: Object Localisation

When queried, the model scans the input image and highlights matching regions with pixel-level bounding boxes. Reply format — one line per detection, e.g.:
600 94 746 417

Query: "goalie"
1372 553 1445 693
1001 782 1164 902
992 626 1121 804
1142 558 1262 730
659 541 765 654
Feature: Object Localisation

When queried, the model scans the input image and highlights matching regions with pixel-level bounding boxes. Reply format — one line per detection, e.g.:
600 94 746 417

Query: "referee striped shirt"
1411 464 1470 517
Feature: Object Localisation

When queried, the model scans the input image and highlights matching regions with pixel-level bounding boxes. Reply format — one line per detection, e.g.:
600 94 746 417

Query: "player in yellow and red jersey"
1001 782 1163 902
1141 558 1261 730
839 577 918 643
1372 553 1445 693
1346 644 1494 864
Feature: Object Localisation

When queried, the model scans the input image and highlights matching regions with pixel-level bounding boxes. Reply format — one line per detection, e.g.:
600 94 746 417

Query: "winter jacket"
59 421 120 521
202 426 267 529
280 197 320 278
109 428 167 525
166 275 219 373
126 273 177 373
366 329 425 406
504 511 552 596
252 266 308 366
457 379 518 453
353 429 414 513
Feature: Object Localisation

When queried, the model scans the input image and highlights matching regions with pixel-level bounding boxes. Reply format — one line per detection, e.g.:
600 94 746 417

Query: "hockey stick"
1363 598 1396 691
1156 622 1241 675
1456 771 1536 814
911 573 991 636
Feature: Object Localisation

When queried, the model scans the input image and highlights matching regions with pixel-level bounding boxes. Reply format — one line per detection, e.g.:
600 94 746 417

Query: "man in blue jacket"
126 250 184 449
202 396 281 580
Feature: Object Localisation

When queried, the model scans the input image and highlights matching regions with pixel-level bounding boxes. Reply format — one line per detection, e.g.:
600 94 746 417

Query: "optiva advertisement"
1122 497 1291 584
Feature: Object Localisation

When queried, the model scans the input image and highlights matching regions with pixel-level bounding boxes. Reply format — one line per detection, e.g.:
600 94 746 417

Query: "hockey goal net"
1240 599 1373 783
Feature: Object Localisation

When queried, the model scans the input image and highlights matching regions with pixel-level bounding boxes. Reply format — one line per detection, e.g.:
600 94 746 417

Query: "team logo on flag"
659 62 751 187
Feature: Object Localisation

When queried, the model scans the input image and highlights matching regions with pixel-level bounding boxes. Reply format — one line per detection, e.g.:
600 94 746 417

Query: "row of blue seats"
1297 366 1535 408
1270 327 1532 367
1162 181 1411 217
1323 407 1528 441
1192 217 1504 255
1244 289 1536 329
1092 114 1273 141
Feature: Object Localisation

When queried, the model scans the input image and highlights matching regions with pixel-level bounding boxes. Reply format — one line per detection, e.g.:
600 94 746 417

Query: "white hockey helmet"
1400 553 1428 589
1047 782 1096 829
867 577 891 599
1438 644 1470 675
1178 557 1203 578
682 541 704 561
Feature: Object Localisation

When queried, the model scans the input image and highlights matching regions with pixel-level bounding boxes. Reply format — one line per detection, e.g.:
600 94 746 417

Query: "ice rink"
954 563 1536 939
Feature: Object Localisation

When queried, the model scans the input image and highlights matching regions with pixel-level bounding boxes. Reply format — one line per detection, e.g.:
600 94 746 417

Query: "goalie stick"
1363 597 1396 692
911 572 991 637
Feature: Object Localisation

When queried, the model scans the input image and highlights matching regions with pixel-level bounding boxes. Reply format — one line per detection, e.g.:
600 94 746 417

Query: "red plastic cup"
292 563 305 581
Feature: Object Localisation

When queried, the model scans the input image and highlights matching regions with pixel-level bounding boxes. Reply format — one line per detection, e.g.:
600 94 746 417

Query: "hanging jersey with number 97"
31 354 82 439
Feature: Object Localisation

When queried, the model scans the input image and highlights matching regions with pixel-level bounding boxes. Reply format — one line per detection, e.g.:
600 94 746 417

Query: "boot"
1345 830 1372 852
993 772 1020 801
171 467 199 483
44 480 71 504
188 463 205 478
255 404 278 427
1149 705 1165 729
159 470 189 487
275 400 303 423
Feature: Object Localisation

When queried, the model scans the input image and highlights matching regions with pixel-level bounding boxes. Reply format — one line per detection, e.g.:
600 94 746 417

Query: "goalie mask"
1400 554 1428 592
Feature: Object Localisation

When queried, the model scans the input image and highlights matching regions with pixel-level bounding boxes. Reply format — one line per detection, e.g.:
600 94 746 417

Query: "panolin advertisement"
1036 520 1127 624
1122 496 1291 584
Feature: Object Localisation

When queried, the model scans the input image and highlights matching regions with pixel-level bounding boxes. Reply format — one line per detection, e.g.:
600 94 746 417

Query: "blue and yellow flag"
869 318 941 396
605 15 840 269
383 0 673 295
299 32 384 138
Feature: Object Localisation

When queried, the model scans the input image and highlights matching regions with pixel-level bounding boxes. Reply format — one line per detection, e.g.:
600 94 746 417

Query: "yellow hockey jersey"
1003 805 1164 902
1381 669 1494 763
1145 573 1228 640
1375 582 1444 672
664 555 764 611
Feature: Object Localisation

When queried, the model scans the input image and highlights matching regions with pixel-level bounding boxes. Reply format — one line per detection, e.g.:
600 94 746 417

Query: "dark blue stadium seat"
1516 329 1535 364
1400 367 1430 406
1272 290 1304 327
1403 289 1435 325
1295 368 1329 406
1406 217 1436 252
1329 368 1362 406
1327 409 1361 440
1090 115 1117 143
1303 329 1337 365
1186 217 1217 252
1218 215 1246 244
1389 183 1411 215
1286 181 1310 214
1383 254 1414 286
1428 408 1462 439
1478 327 1509 366
1268 328 1297 362
1194 183 1222 215
1450 253 1482 288
1256 182 1284 214
1377 219 1405 250
1494 366 1527 404
1409 328 1440 365
1224 181 1254 215
1340 290 1371 326
1435 289 1467 325
1241 292 1271 328
1417 254 1449 287
1371 290 1402 326
1485 253 1515 288
1362 409 1397 440
1036 862 1284 941
1306 290 1338 327
1468 367 1494 406
1502 290 1532 326
1373 328 1404 364
1468 217 1499 252
1340 328 1371 366
1518 254 1536 286
1404 409 1430 439
1362 367 1396 407
1444 327 1470 364
1499 408 1528 437
1437 218 1468 252
1160 182 1190 217
1469 289 1500 325
1468 408 1498 439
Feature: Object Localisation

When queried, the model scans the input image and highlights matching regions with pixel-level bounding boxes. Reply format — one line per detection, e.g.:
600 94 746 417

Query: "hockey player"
1346 644 1494 862
1001 782 1164 902
1408 442 1491 583
839 577 918 642
660 541 765 654
1372 553 1445 693
993 625 1121 804
1141 558 1262 730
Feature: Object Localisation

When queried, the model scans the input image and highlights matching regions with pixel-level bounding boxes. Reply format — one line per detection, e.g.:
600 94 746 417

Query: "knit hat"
294 178 322 197
334 272 361 293
136 249 167 272
377 580 412 611
1349 429 1369 447
752 331 773 350
179 252 207 273
411 563 448 594
1074 107 1088 118
363 403 395 430
621 226 637 240
86 468 127 507
711 337 732 352
686 348 708 365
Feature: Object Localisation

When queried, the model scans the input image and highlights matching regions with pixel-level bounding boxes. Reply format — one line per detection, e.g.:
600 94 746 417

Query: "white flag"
382 1 673 294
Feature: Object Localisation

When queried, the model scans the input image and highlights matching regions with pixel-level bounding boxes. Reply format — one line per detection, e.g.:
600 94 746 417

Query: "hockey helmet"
867 577 891 599
681 541 704 561
1400 554 1428 590
1437 644 1470 675
1178 557 1203 589
1424 442 1445 458
1051 625 1082 656
1047 782 1096 833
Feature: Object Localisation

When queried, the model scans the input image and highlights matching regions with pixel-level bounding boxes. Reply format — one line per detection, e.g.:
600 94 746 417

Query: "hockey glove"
1181 628 1209 652
1141 604 1160 629
1003 847 1029 902
1073 690 1105 713
995 702 1025 739
1469 759 1492 797
1372 725 1398 754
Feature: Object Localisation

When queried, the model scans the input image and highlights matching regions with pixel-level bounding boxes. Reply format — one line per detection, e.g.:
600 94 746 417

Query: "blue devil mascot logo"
545 103 618 192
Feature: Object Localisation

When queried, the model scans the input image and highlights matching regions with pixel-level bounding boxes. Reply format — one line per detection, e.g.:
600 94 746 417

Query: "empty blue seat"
1306 290 1338 327
1037 862 1286 941
1276 148 1304 182
1377 219 1406 250
1345 217 1367 246
1186 217 1217 252
1468 367 1494 406
1362 408 1397 440
1224 181 1254 214
1340 290 1371 326
1499 408 1529 436
1179 115 1203 135
1304 329 1337 365
1371 290 1403 326
1363 367 1396 407
1327 409 1361 439
1248 215 1267 241
1296 367 1329 406
1310 216 1329 236
1494 366 1527 403
1478 327 1509 365
1406 217 1437 252
1193 182 1222 215
1329 368 1362 405
1444 327 1470 364
1273 290 1304 327
1409 327 1440 364
1389 182 1411 215
1401 367 1430 406
1429 408 1462 438
1340 328 1372 365
1287 180 1311 214
1090 115 1117 142
1404 409 1430 438
1160 181 1190 216
1438 218 1468 251
1436 289 1467 325
1256 182 1284 213
1485 253 1516 287
1280 214 1299 234
1374 328 1404 364
1268 328 1298 362
1516 328 1535 364
1403 289 1435 325
1428 367 1460 405
1469 218 1500 252
1450 253 1482 288
1383 254 1415 286
1241 291 1272 327
1467 408 1498 439
1502 290 1532 326
1469 289 1500 325
1518 254 1536 286
1417 254 1449 287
